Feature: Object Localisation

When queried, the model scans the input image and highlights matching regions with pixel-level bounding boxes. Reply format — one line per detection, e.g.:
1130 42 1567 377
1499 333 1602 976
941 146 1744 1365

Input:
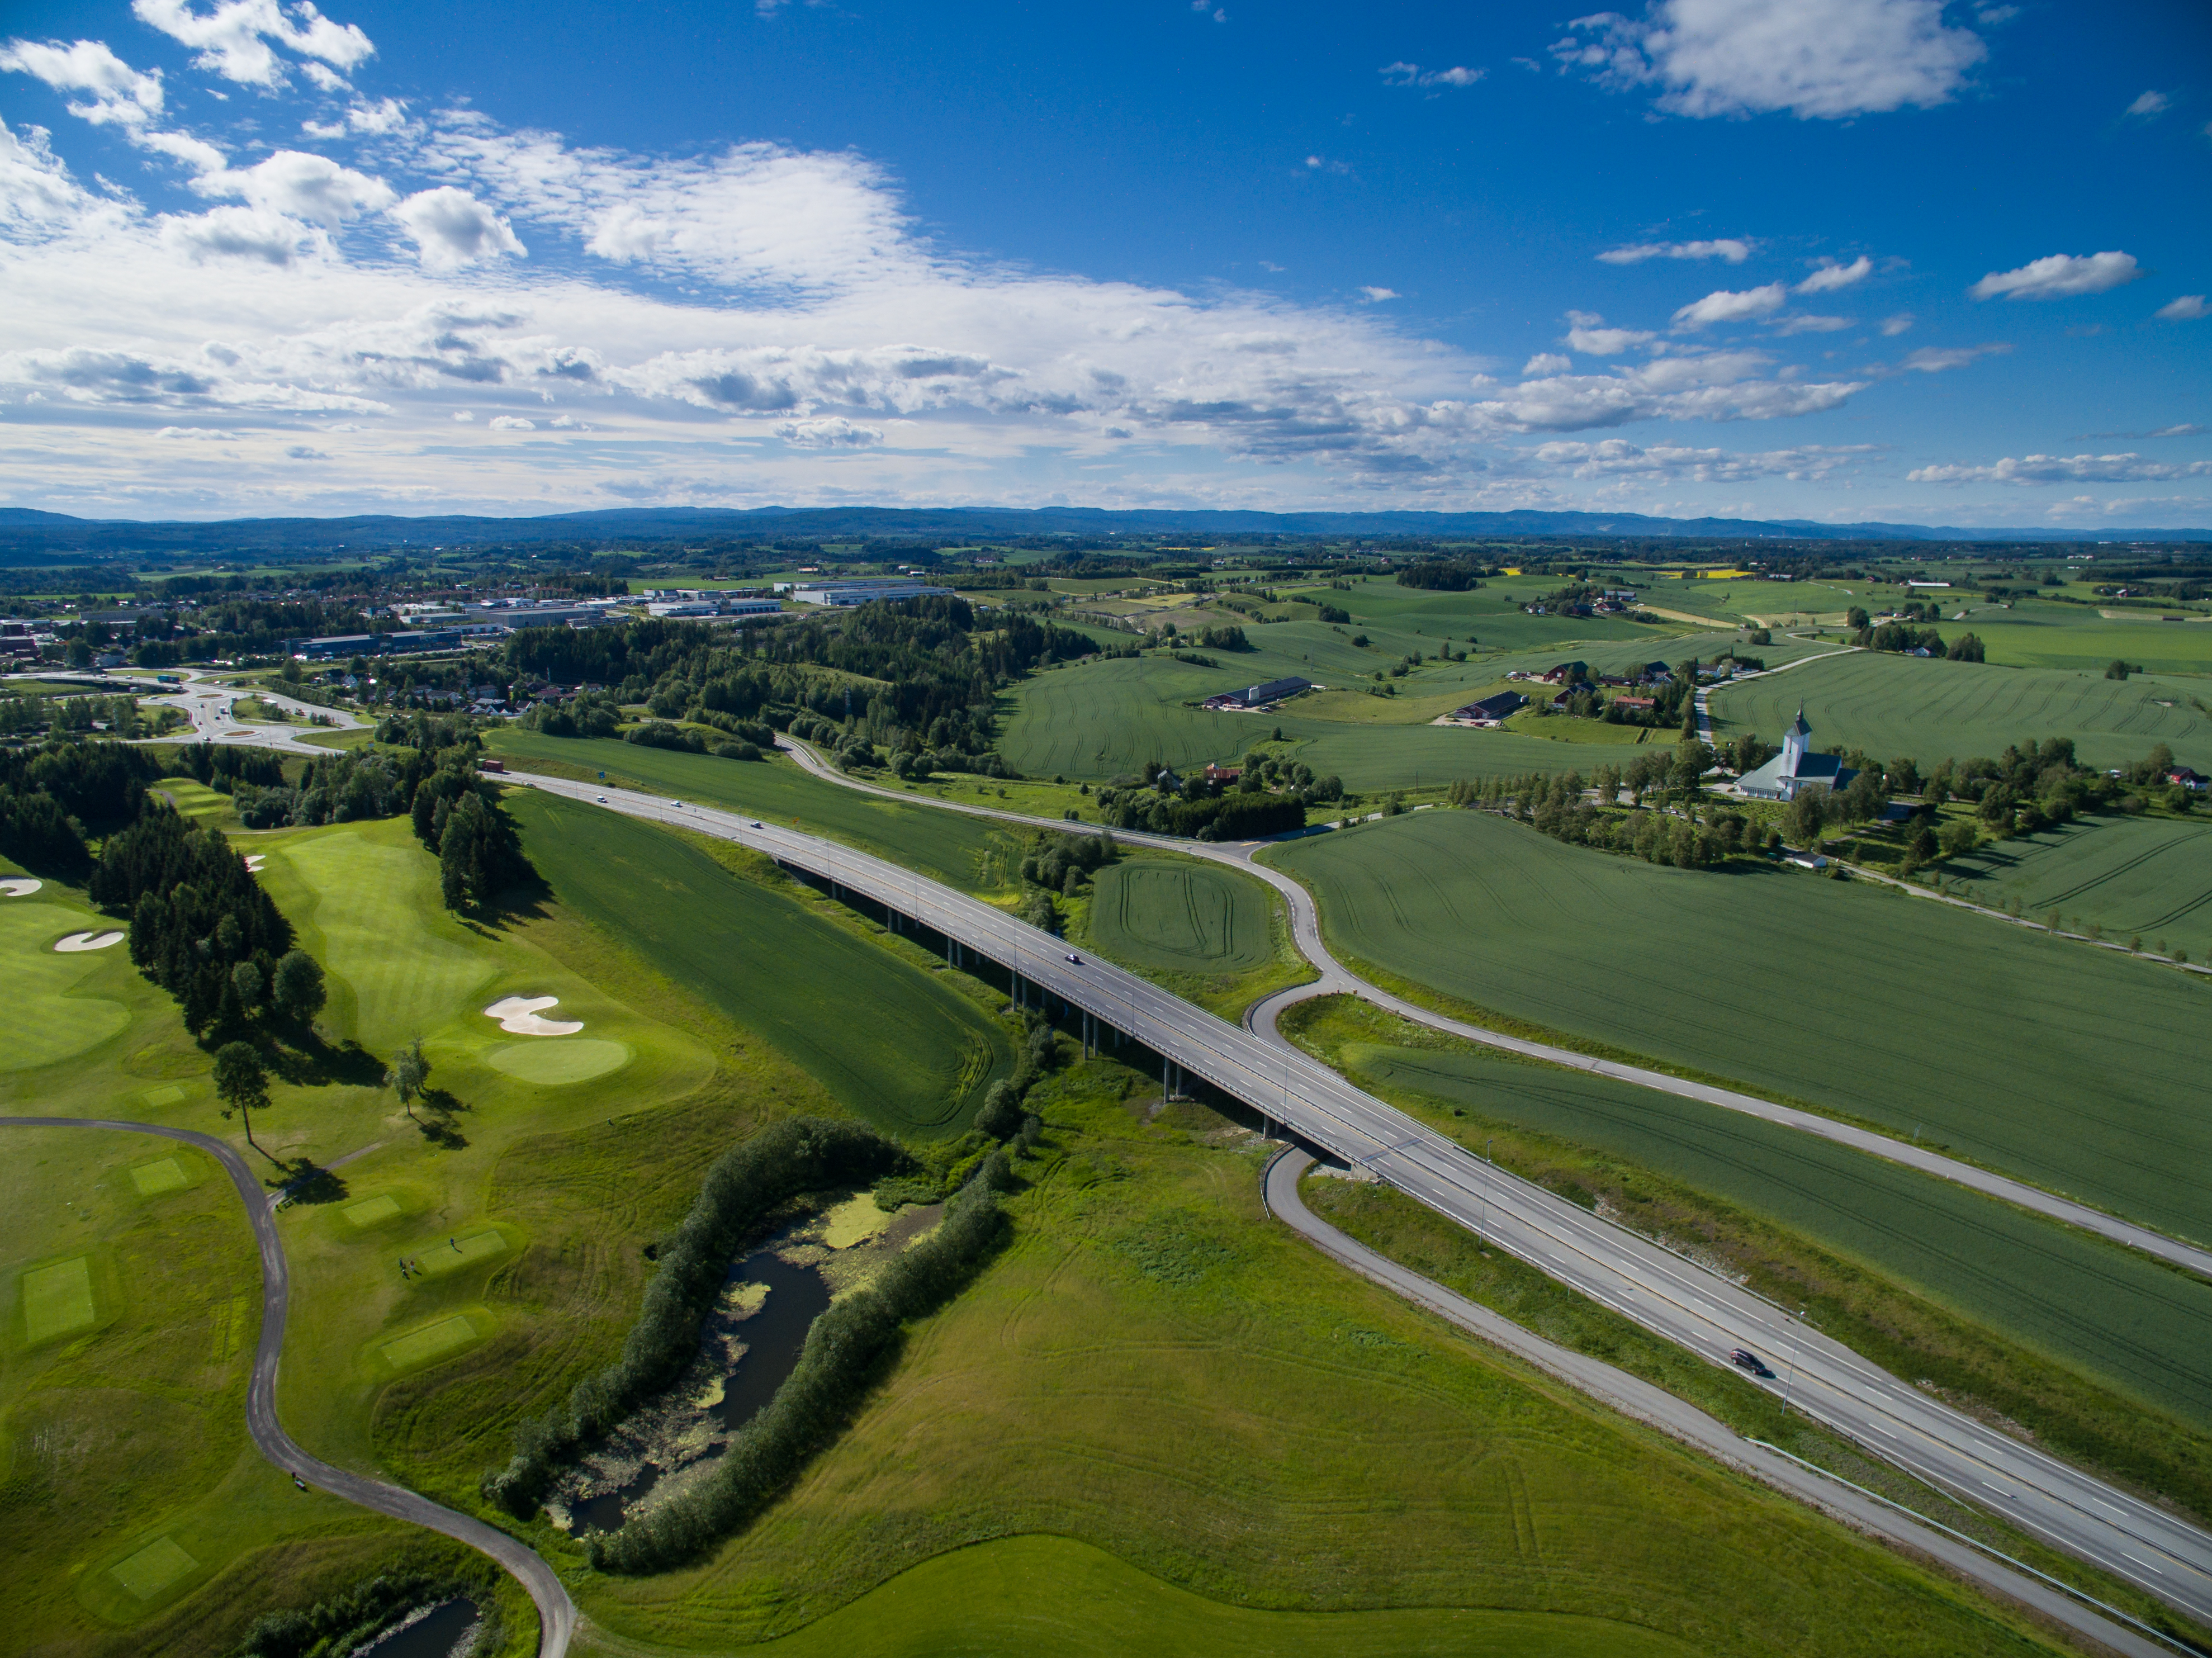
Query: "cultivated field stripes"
1352 1046 2212 1428
1707 650 2212 771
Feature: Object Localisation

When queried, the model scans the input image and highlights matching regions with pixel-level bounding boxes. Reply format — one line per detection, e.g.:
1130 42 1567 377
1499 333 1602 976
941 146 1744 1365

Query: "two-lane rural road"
520 770 2212 1641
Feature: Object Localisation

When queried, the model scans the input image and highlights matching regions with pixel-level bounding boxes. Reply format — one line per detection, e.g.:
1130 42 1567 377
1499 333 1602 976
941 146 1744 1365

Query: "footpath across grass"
562 1055 2074 1658
1268 806 2212 1245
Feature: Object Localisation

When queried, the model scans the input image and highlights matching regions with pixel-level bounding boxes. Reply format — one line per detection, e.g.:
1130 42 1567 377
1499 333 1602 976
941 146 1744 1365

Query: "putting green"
22 1255 96 1343
483 1038 632 1085
108 1535 197 1600
283 832 498 1051
342 1193 402 1228
381 1313 481 1370
127 1158 187 1196
409 1229 509 1278
0 903 131 1071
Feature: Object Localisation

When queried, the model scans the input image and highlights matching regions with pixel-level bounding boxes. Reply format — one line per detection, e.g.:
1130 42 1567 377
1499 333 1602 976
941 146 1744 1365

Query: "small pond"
355 1597 480 1657
569 1242 831 1533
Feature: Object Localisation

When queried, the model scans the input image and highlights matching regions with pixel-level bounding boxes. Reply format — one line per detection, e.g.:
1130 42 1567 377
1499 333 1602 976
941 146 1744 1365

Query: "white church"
1737 707 1859 802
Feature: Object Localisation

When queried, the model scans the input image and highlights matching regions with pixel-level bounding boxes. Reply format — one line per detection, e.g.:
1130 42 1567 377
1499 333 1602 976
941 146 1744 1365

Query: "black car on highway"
1730 1348 1776 1378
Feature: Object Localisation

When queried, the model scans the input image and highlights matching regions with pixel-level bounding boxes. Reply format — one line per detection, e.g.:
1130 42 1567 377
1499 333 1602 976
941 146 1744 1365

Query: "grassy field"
1945 596 2212 676
561 1058 2069 1657
1085 860 1275 974
1294 1001 2212 1438
0 1125 450 1655
487 731 1024 893
737 1533 1698 1657
1941 812 2212 960
1001 654 1593 787
508 788 1012 1136
0 894 135 1070
1706 648 2212 771
1268 808 2212 1243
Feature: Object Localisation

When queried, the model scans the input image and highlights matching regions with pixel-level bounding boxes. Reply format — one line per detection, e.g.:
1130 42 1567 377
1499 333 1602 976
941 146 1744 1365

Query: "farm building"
1539 661 1591 685
1207 675 1313 710
1737 707 1860 802
1452 691 1527 724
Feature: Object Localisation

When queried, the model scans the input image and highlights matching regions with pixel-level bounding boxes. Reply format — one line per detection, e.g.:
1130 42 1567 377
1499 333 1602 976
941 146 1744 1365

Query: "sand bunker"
55 930 125 952
1 878 41 897
484 994 584 1035
243 855 267 873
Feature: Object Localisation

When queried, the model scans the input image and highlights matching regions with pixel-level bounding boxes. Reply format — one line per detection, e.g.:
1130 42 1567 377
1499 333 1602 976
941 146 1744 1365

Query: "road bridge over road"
522 771 2212 1645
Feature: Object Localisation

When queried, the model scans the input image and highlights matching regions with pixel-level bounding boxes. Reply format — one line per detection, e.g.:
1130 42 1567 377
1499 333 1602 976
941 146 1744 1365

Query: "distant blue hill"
0 502 2206 557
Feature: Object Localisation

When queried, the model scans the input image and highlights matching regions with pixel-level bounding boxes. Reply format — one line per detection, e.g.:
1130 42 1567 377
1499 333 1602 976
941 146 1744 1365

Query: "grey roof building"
1739 707 1858 801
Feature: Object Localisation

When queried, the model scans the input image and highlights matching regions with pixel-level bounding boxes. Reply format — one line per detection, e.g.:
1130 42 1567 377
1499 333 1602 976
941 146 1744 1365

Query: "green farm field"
1084 860 1275 974
1945 598 2212 676
1332 1035 2212 1431
1269 808 2212 1243
486 730 1020 893
509 788 1012 1134
562 1060 2064 1658
1001 654 1592 787
1940 813 2212 959
1707 648 2212 771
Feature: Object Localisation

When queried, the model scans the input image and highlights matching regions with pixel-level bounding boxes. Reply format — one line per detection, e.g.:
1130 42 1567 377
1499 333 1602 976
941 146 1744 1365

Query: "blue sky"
1 0 2207 525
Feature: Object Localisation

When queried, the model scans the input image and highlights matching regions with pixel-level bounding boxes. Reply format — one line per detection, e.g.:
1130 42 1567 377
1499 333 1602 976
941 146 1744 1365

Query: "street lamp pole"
1782 1304 1807 1413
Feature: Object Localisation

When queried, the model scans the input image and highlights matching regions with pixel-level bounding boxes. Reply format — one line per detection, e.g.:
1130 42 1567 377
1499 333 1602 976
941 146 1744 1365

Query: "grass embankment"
1268 807 2212 1245
1068 855 1313 1022
1302 1163 2212 1655
1706 647 2212 771
486 731 1026 893
509 789 1012 1135
1934 812 2212 963
565 1057 2072 1657
0 1126 518 1657
1286 996 2212 1517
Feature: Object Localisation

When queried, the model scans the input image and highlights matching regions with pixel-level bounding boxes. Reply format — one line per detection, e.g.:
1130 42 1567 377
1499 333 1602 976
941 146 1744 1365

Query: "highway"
772 736 2212 1282
523 769 2212 1638
0 1116 575 1658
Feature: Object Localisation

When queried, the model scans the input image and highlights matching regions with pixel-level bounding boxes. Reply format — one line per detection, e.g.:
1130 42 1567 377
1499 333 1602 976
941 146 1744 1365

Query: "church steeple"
1782 704 1811 771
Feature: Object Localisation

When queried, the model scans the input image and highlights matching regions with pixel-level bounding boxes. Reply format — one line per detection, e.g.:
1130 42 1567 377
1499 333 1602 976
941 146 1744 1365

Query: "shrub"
481 1119 906 1518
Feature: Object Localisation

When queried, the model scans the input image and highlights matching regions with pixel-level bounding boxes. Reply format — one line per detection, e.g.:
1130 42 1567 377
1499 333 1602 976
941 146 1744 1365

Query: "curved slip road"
520 770 2212 1632
769 736 2212 1282
1264 1147 2181 1658
0 1116 575 1657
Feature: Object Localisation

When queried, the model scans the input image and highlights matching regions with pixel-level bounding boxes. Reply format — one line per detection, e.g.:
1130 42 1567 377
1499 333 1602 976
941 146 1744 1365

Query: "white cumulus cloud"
1878 312 1915 335
131 0 375 88
487 415 535 430
1672 282 1788 328
1554 0 1986 120
193 149 394 226
1969 251 2143 301
1898 343 2010 373
1597 238 1751 264
1908 452 2212 485
1522 353 1573 377
1795 255 1870 292
776 416 885 448
2125 90 2170 119
1359 286 1399 302
1380 62 1485 88
1769 313 1853 334
0 37 165 129
159 202 329 264
2156 295 2208 321
391 186 527 269
1562 311 1659 354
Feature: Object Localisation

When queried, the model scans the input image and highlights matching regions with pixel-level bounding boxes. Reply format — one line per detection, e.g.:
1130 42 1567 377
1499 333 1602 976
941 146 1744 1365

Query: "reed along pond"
556 1192 940 1536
